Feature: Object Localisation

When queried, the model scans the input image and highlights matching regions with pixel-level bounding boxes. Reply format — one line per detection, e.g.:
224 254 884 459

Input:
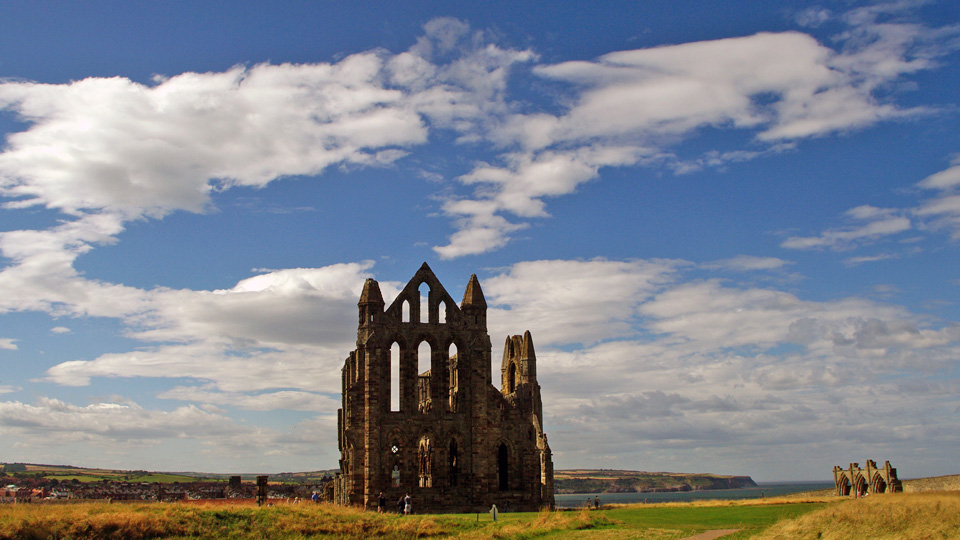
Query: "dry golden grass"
0 501 614 540
0 501 456 539
750 491 960 540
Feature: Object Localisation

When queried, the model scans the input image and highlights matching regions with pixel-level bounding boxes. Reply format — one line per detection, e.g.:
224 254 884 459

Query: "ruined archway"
872 474 887 494
836 475 851 496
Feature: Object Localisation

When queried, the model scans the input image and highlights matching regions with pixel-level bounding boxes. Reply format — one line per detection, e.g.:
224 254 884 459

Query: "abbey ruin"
833 460 903 497
334 263 554 512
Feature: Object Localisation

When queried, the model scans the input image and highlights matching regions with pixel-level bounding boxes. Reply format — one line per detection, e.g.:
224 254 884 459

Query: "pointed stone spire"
359 278 384 305
521 330 536 360
461 274 486 307
522 330 537 379
358 278 384 327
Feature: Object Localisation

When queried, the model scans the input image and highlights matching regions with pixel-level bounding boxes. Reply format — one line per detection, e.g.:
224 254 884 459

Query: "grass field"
1 492 957 539
0 497 828 540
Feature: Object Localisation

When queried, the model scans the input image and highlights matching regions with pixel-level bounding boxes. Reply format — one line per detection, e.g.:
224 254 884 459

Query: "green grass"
592 502 829 540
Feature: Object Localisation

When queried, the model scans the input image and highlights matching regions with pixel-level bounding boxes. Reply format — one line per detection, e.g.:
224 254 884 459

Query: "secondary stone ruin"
833 460 903 497
334 263 554 512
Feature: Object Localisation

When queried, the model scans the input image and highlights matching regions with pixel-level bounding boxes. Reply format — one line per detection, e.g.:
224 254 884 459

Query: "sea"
555 482 834 508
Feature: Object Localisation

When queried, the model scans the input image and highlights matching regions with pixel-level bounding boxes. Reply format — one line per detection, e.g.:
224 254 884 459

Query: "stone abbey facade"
833 460 902 497
334 263 554 512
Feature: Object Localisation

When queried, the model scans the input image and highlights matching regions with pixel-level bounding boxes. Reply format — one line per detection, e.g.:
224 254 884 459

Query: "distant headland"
553 469 757 494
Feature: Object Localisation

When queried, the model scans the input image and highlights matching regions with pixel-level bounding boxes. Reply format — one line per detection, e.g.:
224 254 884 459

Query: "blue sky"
1 1 958 482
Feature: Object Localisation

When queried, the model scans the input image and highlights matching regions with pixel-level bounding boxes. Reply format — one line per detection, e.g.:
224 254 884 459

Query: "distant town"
2 463 756 503
1 463 333 503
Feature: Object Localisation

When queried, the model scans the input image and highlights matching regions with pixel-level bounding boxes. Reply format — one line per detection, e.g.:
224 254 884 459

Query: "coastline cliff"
554 470 758 494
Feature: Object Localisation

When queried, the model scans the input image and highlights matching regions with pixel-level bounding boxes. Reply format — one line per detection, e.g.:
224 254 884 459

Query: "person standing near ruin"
404 493 412 515
377 492 385 513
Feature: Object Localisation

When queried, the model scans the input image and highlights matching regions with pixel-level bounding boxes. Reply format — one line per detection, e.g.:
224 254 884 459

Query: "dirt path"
679 530 740 540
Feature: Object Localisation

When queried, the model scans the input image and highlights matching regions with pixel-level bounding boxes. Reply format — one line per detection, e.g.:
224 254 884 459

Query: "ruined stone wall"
833 460 903 497
335 263 554 512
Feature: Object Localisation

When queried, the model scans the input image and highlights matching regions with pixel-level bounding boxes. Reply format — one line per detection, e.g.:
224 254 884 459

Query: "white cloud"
782 155 960 255
0 57 426 219
0 397 247 441
507 265 960 474
532 32 886 144
132 263 380 346
0 213 151 317
0 338 17 350
50 326 71 334
781 205 911 250
916 159 960 239
158 386 338 412
637 278 955 359
0 396 340 471
484 258 683 346
918 161 960 190
843 253 898 266
44 342 340 393
42 262 390 394
702 256 792 272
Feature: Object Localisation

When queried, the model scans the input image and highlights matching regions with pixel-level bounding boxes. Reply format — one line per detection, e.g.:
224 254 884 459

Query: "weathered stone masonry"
334 263 554 512
833 460 902 497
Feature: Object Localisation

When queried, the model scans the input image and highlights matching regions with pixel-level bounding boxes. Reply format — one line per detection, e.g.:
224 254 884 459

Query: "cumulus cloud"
0 57 426 218
484 258 684 346
0 338 17 350
42 262 392 394
637 278 957 360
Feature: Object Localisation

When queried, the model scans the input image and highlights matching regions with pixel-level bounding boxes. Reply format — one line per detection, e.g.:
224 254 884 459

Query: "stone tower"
334 263 554 512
